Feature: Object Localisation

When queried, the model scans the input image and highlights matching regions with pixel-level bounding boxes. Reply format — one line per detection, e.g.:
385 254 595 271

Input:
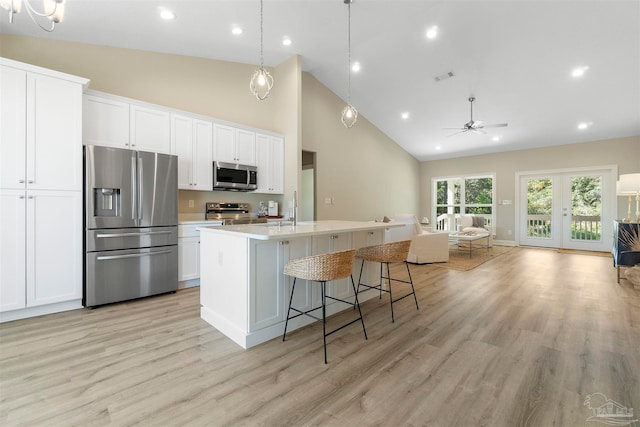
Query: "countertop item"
198 220 405 240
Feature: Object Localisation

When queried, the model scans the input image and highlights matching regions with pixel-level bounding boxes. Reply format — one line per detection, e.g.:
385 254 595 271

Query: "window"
433 174 495 229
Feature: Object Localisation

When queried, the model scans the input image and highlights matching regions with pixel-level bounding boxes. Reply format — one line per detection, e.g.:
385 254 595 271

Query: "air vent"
434 71 454 82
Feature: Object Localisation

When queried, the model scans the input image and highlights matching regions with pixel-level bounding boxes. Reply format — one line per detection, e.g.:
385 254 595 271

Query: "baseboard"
0 300 83 323
493 239 518 246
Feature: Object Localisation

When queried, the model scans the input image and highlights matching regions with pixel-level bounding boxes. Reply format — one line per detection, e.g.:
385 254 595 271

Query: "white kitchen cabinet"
0 190 83 312
171 114 213 191
255 134 284 194
178 236 200 281
213 124 256 165
1 65 85 191
313 232 354 303
83 94 130 148
130 104 172 154
0 190 27 312
250 237 311 332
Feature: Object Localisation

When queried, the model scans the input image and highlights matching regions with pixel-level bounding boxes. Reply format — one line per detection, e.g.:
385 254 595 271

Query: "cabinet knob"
28 196 34 199
368 231 374 235
19 179 25 183
27 180 34 184
19 195 25 199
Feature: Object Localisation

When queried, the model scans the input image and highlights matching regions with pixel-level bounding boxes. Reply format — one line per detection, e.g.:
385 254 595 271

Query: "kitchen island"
198 220 404 348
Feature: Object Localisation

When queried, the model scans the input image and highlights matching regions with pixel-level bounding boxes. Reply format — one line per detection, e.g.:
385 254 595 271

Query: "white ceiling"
2 0 639 161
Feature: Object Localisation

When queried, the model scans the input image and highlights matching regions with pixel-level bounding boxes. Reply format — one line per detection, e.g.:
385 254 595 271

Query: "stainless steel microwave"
213 161 258 191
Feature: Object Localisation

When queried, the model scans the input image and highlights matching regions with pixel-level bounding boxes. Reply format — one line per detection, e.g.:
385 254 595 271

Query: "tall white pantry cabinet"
0 58 89 320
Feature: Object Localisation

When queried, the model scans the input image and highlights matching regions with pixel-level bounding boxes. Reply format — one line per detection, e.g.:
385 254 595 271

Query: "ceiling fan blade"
482 123 508 128
471 129 487 135
471 120 484 128
446 130 468 137
442 127 465 130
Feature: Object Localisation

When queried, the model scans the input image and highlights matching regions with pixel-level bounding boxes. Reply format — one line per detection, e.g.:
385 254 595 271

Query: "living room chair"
457 215 493 247
282 249 367 364
385 214 449 263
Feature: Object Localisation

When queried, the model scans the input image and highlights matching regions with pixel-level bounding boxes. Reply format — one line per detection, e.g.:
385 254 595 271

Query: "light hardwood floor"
1 247 638 426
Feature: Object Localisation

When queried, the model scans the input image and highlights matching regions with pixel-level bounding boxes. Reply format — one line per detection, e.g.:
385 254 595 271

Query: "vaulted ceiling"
2 0 638 161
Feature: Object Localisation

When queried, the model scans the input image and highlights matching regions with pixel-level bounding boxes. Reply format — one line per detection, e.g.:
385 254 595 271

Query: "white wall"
420 136 640 242
301 73 421 221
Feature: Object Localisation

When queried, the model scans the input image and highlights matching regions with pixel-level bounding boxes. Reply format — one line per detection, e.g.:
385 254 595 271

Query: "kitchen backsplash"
178 190 284 217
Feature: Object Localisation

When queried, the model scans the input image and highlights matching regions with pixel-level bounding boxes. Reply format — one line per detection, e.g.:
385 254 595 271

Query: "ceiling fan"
444 97 508 136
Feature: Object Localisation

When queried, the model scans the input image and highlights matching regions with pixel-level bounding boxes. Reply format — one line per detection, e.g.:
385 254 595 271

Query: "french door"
518 168 614 251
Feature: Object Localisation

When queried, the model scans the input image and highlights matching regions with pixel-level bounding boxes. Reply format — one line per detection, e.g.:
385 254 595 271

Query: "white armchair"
457 215 493 247
384 214 449 264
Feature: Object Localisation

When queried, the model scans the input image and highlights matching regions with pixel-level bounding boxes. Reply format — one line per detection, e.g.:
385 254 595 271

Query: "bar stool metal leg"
350 275 367 340
282 278 297 341
386 262 395 323
406 262 419 310
321 281 327 364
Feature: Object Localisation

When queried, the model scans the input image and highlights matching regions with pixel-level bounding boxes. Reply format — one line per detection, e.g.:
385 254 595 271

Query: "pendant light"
249 0 274 100
341 0 358 128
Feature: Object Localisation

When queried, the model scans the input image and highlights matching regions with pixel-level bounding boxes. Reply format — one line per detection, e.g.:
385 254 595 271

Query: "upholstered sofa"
457 215 493 247
384 214 449 264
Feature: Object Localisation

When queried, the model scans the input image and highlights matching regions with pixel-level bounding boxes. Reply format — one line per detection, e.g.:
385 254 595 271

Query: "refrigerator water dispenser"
94 188 120 217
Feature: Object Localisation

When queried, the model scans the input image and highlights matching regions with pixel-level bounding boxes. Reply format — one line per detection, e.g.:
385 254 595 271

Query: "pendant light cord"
347 2 351 103
260 0 264 68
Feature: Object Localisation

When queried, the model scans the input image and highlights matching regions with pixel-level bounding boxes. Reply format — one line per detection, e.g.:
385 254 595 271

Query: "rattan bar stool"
355 240 418 322
282 249 367 364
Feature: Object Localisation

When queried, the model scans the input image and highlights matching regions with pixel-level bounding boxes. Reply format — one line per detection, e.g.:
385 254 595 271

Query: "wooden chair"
355 240 418 322
282 249 367 364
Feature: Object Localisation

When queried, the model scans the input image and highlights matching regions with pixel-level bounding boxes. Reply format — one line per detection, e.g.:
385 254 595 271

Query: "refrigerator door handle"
95 231 173 238
137 156 143 221
96 250 173 261
131 154 137 221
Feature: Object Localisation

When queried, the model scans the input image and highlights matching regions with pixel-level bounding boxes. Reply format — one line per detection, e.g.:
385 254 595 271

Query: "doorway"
301 151 316 221
517 167 615 252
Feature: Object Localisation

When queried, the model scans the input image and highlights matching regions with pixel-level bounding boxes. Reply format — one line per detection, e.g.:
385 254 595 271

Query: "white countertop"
198 220 404 240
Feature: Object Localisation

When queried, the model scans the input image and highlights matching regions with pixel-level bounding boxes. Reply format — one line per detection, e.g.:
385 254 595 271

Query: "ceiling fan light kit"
444 96 508 137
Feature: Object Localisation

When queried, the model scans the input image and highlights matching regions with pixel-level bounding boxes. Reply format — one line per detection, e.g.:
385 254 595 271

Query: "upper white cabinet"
1 64 85 191
83 94 130 148
130 105 171 154
213 124 256 165
83 92 172 154
255 133 284 194
171 114 213 191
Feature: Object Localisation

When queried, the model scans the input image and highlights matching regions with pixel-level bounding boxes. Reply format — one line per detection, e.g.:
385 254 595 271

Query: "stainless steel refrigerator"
84 145 178 307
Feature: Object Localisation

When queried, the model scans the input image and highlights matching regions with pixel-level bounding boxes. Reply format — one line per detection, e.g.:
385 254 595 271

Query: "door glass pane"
527 178 553 238
570 176 602 241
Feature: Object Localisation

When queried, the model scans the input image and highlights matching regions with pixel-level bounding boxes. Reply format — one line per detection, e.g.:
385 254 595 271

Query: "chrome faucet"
291 190 298 226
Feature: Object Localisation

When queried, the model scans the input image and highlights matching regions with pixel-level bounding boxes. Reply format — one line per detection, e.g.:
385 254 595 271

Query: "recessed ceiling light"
351 61 361 72
492 136 501 142
435 145 441 151
231 26 243 35
571 66 589 78
159 9 175 20
282 37 292 46
577 121 592 130
426 26 438 39
401 112 409 120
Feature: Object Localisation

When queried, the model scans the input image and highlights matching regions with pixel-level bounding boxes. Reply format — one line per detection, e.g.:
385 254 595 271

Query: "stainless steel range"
205 202 267 225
